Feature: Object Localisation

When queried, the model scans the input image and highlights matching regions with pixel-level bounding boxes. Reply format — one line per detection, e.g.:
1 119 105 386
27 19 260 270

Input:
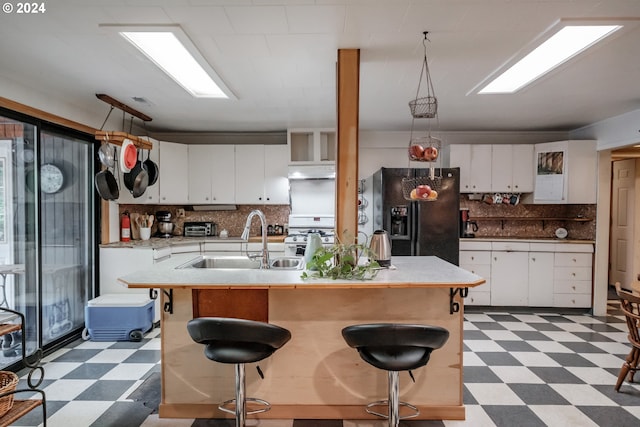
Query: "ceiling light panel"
103 24 235 99
476 22 623 94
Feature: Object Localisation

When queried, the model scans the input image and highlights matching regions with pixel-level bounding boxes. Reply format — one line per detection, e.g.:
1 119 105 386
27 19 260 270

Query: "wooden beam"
0 96 96 135
96 94 152 122
335 49 360 245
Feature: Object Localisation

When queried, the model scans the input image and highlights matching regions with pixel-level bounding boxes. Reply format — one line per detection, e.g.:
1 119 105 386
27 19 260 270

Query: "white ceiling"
1 0 639 134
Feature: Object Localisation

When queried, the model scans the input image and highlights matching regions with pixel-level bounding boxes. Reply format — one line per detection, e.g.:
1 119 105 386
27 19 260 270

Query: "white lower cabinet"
460 250 491 305
528 252 554 306
553 252 592 308
460 241 593 308
491 251 528 306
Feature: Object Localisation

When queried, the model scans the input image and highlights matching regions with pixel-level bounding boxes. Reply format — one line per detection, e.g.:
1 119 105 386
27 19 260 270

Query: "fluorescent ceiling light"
115 26 234 99
478 24 622 94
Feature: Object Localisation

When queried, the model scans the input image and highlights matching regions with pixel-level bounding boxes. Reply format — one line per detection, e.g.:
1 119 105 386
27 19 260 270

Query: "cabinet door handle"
471 256 475 260
531 257 536 262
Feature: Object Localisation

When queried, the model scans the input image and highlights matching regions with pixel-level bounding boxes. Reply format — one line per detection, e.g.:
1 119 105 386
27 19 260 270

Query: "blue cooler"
85 294 154 341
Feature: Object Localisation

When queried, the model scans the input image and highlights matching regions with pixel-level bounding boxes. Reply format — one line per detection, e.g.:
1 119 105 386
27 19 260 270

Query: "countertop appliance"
284 214 335 257
370 167 460 265
155 210 174 238
460 208 478 238
368 229 392 267
183 222 216 237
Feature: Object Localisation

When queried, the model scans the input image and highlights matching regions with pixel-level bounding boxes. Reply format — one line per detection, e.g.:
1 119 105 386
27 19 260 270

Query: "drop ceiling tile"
213 34 271 57
285 5 346 33
344 1 410 34
225 5 289 34
164 6 234 35
266 34 337 58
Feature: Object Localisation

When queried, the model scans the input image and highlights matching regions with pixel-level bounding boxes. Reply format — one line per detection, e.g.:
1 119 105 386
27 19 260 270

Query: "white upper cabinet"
449 144 492 193
235 145 289 204
188 145 235 204
533 140 597 204
158 141 189 204
264 145 290 204
491 144 534 193
288 129 336 164
450 144 534 194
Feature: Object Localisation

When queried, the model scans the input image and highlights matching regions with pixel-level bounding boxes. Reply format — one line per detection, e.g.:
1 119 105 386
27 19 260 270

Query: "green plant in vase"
301 239 380 280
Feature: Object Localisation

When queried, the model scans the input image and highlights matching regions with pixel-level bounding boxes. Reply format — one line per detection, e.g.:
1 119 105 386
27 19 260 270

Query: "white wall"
571 108 640 150
0 75 123 131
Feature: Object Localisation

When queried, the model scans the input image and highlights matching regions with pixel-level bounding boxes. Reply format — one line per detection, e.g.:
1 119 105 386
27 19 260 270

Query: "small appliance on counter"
155 211 174 238
368 229 392 267
460 208 478 238
183 222 216 237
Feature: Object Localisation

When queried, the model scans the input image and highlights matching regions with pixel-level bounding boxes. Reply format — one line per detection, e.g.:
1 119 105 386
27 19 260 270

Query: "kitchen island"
119 255 485 421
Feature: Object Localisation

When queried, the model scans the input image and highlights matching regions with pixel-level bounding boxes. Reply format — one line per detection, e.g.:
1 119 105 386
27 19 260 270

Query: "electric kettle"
368 229 392 267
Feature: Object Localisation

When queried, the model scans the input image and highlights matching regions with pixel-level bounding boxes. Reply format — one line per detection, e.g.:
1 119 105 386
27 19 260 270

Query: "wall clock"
40 163 64 194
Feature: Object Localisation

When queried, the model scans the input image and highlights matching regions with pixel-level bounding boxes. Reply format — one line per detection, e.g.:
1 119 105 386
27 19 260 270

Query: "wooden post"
335 49 360 244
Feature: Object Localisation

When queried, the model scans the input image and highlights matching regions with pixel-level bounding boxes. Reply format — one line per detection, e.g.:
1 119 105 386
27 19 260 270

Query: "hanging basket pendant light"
408 32 438 119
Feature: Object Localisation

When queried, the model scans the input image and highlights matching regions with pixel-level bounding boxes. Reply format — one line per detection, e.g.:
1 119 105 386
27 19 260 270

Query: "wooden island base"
158 286 466 421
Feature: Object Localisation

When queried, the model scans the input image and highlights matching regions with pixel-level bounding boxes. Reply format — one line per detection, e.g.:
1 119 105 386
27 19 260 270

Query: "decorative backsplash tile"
119 204 290 237
460 197 596 240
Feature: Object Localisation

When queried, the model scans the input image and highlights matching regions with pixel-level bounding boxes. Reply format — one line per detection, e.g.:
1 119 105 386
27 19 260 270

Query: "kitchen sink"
176 255 303 270
176 256 261 270
270 257 304 270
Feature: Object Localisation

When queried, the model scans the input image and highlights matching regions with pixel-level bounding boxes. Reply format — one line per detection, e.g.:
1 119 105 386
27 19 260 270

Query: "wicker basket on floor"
0 371 18 417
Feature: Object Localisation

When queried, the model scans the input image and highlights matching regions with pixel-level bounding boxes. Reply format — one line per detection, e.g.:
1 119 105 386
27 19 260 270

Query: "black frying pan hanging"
143 149 158 186
123 149 149 198
95 146 120 200
95 169 119 200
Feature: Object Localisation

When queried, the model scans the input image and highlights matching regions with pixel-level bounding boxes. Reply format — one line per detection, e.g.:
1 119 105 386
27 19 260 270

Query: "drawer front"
554 280 591 294
460 251 491 265
555 252 592 267
553 293 591 308
554 266 592 281
460 263 491 279
466 290 491 306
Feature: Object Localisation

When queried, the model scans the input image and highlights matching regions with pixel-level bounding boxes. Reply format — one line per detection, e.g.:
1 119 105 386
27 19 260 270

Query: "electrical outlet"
176 208 185 218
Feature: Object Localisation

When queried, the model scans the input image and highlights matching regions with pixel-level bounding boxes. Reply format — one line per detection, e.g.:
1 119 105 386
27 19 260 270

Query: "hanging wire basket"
408 136 441 162
408 32 438 119
401 173 442 202
409 96 437 119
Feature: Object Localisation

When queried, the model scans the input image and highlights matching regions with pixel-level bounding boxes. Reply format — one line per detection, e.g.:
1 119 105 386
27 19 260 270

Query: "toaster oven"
183 222 216 237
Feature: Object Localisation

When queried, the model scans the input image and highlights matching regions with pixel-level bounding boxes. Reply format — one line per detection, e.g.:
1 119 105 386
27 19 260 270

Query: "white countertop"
118 255 486 290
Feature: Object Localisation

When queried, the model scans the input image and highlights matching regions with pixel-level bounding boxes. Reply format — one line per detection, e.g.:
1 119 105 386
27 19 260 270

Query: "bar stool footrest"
365 399 420 420
219 397 271 416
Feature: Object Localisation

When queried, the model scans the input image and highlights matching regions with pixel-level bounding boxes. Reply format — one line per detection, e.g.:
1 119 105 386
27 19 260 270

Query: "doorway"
609 159 636 290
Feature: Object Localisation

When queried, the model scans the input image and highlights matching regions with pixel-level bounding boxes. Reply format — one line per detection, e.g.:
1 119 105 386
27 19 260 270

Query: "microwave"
183 222 216 237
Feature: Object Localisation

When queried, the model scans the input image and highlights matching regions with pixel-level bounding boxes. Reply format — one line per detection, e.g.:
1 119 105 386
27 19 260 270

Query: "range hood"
288 164 336 180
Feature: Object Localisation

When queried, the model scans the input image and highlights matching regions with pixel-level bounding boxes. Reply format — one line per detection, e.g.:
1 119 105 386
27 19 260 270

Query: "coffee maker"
460 208 478 238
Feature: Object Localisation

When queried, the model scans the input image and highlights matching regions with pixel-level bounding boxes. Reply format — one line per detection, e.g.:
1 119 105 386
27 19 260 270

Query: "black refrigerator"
371 167 460 265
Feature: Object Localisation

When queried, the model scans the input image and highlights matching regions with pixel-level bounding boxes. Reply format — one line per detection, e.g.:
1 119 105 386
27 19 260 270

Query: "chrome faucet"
241 209 270 269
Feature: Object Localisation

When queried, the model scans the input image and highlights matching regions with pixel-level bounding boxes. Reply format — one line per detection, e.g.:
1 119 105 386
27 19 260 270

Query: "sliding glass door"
40 129 94 346
0 111 95 367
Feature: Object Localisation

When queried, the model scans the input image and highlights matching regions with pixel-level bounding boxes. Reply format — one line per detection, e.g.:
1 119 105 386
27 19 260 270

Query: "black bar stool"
342 323 449 427
187 317 291 427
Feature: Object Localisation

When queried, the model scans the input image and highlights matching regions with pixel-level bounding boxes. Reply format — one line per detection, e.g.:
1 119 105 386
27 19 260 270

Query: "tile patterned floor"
8 301 640 427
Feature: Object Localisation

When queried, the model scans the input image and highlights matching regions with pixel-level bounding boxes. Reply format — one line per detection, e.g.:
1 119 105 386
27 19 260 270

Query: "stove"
284 215 335 256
